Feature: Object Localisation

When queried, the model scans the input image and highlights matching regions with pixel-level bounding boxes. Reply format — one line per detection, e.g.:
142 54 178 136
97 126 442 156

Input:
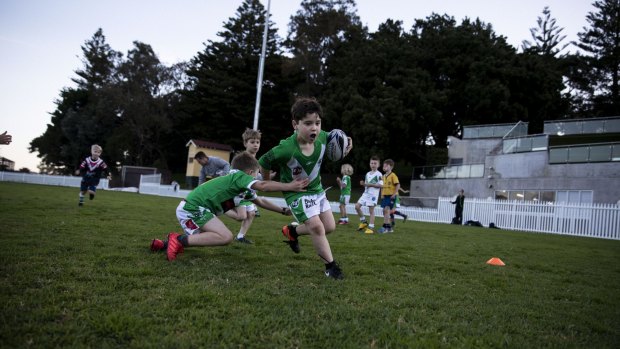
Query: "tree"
31 29 185 173
522 6 569 56
183 0 294 150
572 0 620 115
110 41 174 168
30 29 121 174
285 0 362 97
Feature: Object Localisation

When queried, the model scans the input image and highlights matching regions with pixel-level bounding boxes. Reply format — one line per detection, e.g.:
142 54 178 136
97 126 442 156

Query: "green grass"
1 182 619 348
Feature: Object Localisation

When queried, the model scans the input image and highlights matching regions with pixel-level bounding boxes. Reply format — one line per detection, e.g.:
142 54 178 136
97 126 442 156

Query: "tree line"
29 0 620 175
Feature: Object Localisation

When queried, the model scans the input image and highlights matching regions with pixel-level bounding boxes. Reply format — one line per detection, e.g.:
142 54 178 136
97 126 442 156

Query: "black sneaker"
403 214 408 221
325 262 344 280
78 202 83 206
235 237 253 244
89 193 95 200
282 225 300 253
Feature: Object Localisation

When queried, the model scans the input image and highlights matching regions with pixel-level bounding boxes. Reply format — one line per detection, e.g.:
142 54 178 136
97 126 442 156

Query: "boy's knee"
221 231 234 244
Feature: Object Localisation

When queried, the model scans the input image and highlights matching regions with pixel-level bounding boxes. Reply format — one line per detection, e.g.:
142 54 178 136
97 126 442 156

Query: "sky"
0 0 595 171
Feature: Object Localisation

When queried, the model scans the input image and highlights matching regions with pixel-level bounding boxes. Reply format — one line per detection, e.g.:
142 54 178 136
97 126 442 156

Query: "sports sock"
177 234 189 247
288 224 298 238
79 194 84 204
237 232 245 239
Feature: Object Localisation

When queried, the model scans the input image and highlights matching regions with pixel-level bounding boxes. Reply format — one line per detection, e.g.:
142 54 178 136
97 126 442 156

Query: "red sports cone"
486 257 505 266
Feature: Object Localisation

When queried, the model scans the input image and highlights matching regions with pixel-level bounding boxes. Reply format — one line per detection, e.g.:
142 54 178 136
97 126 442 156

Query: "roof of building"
186 139 233 152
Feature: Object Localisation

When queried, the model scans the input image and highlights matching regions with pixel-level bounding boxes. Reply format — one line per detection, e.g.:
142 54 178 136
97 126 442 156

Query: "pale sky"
0 0 595 171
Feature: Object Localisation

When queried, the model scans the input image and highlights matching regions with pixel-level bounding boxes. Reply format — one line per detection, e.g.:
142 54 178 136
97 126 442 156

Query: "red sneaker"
166 233 184 261
338 220 349 225
150 239 164 252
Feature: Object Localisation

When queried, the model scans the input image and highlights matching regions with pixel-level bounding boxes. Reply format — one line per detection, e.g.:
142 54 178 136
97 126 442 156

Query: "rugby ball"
326 129 348 162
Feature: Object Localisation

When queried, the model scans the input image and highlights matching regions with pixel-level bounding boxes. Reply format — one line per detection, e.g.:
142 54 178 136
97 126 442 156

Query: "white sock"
237 232 245 239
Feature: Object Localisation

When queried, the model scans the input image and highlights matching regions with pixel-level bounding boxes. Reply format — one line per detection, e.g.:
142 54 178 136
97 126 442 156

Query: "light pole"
253 0 271 130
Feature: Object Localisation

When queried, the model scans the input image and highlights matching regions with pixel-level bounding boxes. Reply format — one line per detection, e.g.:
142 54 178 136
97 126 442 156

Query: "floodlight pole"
253 0 271 131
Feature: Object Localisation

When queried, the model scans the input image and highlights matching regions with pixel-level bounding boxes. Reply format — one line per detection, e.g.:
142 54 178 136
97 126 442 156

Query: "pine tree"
572 0 620 115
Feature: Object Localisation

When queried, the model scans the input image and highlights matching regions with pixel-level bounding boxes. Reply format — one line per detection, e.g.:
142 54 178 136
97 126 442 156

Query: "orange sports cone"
486 257 506 266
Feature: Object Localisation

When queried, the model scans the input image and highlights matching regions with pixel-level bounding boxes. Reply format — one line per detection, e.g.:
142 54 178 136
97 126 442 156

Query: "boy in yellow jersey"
378 159 400 233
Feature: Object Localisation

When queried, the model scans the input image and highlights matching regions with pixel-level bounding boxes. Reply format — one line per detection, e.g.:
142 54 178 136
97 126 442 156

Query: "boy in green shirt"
150 151 309 261
336 163 353 224
259 97 353 280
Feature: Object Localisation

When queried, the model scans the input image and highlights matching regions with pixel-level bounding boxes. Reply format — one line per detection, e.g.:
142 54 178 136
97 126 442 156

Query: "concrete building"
0 157 15 171
409 116 620 205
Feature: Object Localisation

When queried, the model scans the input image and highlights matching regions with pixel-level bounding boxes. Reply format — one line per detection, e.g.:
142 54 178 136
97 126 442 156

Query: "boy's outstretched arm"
251 178 309 192
253 197 291 215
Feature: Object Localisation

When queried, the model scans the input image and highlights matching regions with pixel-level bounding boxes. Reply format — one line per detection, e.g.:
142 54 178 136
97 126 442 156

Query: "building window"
524 191 540 201
493 190 590 204
556 190 593 204
541 191 555 202
188 157 193 164
495 190 508 200
509 191 524 200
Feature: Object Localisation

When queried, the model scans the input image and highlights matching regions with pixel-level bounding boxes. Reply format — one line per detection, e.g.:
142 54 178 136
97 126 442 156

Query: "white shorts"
240 203 257 212
357 192 378 207
176 201 215 235
289 192 331 223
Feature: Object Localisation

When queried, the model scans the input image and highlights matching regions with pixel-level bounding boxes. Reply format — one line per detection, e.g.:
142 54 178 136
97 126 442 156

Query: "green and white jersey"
259 131 327 204
341 175 351 195
184 170 257 215
363 170 383 198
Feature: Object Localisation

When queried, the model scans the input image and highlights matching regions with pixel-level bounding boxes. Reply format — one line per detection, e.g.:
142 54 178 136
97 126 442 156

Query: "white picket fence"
2 172 619 240
0 171 110 189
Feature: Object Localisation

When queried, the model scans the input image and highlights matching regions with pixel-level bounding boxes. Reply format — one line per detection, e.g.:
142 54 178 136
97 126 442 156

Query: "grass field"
1 182 619 348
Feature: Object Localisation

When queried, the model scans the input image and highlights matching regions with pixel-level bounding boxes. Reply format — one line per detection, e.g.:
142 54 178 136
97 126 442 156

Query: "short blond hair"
91 144 102 152
341 163 353 176
242 128 261 144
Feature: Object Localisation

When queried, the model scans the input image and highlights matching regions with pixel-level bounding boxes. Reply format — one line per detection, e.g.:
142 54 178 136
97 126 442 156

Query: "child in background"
150 151 308 261
355 156 383 234
75 144 110 206
336 164 353 225
378 159 400 233
232 128 280 244
259 97 352 280
390 187 409 227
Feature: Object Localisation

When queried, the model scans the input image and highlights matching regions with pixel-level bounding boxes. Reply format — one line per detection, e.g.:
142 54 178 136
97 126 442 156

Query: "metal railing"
412 164 485 180
463 121 528 139
503 134 548 154
544 116 620 136
549 142 620 163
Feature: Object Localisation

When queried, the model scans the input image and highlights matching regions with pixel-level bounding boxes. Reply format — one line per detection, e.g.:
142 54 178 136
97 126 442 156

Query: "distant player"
355 156 383 234
378 159 400 233
231 128 281 244
336 163 353 225
75 144 110 206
